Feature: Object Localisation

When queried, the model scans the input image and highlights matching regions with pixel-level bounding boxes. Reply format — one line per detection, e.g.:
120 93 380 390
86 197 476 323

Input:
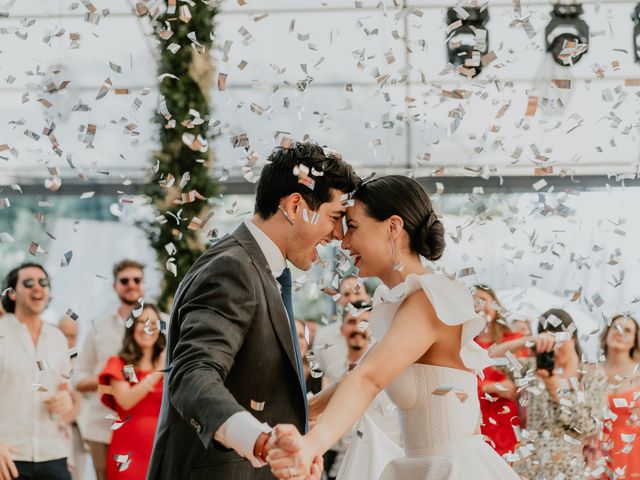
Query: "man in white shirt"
314 275 370 384
318 299 403 480
74 259 144 480
147 142 360 480
0 263 78 480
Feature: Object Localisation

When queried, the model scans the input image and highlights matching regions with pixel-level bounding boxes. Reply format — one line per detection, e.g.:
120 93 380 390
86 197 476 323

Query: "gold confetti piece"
109 61 122 73
32 383 48 392
111 415 130 431
123 364 139 383
217 73 227 91
36 360 49 371
446 19 462 34
179 5 191 23
115 452 131 472
525 96 538 116
454 391 468 402
481 50 497 66
535 166 553 175
551 79 572 89
251 400 265 411
624 78 640 86
95 77 112 100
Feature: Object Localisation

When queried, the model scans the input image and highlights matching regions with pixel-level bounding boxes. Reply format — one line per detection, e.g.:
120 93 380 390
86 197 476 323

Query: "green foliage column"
144 2 218 310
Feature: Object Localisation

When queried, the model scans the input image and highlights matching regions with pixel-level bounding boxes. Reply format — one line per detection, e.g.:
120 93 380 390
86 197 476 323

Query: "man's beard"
348 332 367 351
119 295 139 306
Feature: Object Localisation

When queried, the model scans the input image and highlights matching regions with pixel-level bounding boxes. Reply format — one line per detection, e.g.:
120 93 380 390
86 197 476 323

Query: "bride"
267 175 519 480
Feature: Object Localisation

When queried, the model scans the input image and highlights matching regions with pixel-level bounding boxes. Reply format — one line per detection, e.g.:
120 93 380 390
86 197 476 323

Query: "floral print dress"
512 358 607 480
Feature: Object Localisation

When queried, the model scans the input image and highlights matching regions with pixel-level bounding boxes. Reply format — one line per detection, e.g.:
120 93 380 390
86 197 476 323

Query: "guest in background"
314 275 370 384
58 316 91 480
601 314 640 479
75 260 145 480
99 304 165 480
310 300 402 480
511 319 532 337
473 285 522 456
295 319 323 395
0 263 78 480
492 308 607 480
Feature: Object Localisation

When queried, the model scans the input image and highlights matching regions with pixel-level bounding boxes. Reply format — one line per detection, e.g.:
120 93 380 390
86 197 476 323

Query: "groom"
147 142 359 480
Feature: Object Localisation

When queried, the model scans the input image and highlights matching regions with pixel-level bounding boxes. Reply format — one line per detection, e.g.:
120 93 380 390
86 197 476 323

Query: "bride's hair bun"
410 215 445 261
352 175 446 260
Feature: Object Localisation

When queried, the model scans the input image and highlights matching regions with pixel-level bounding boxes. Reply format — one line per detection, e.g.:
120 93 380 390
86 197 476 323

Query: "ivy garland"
143 1 218 310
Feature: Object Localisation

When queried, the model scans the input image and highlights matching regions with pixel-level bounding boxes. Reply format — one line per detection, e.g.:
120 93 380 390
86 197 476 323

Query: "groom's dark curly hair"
254 141 360 219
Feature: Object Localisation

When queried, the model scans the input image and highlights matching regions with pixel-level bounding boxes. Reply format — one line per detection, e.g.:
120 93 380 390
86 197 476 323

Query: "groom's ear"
281 192 303 217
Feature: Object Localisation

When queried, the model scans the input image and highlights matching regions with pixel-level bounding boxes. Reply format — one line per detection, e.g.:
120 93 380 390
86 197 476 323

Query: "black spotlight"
633 4 640 62
545 3 589 66
446 6 489 78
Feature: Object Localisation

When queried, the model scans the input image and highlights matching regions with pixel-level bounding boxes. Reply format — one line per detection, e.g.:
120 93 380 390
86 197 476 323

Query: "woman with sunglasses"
472 285 526 457
98 304 166 480
600 314 640 478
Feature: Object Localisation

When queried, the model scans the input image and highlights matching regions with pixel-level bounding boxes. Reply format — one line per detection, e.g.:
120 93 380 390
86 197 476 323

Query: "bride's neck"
380 254 427 288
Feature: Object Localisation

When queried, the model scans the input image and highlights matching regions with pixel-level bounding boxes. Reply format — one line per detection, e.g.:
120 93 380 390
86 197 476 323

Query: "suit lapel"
231 224 301 387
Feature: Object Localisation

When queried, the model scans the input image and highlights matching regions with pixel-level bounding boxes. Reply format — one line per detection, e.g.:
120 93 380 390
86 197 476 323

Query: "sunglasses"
118 277 142 286
22 278 50 289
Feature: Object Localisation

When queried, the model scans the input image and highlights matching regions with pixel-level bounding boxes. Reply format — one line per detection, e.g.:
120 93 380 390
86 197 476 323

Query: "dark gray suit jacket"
147 223 306 480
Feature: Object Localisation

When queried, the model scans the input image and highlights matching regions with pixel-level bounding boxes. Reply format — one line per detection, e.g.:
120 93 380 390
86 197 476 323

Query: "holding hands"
266 425 323 480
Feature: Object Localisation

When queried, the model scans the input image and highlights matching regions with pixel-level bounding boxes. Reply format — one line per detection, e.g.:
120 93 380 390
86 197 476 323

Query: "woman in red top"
99 304 166 480
601 314 640 479
473 285 523 456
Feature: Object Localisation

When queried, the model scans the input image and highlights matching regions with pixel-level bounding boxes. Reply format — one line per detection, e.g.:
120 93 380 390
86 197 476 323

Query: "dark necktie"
276 267 309 431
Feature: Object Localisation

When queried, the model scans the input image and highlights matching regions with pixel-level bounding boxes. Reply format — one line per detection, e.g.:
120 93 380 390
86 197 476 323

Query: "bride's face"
342 200 390 278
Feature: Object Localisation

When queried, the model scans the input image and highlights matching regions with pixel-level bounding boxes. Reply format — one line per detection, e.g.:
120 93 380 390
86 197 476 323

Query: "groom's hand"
254 424 304 466
267 425 322 480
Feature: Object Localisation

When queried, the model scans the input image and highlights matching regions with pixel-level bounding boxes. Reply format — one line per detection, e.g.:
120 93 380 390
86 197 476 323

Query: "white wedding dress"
337 273 519 480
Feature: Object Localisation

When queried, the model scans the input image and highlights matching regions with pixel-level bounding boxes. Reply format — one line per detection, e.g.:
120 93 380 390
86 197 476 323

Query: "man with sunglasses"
74 259 145 480
0 263 78 480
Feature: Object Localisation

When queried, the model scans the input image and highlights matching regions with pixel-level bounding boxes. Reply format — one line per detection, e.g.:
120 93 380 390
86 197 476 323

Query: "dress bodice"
369 273 490 456
386 363 480 456
337 273 520 480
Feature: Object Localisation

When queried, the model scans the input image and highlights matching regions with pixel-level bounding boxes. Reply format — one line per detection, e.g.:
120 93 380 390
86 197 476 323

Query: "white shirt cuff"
213 411 272 467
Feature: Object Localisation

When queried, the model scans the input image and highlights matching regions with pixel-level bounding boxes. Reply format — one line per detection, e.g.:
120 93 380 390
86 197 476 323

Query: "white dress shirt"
74 311 127 444
212 220 287 467
0 314 73 462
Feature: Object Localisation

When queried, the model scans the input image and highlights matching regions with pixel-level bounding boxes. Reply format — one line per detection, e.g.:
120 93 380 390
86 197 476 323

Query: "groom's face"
286 189 347 271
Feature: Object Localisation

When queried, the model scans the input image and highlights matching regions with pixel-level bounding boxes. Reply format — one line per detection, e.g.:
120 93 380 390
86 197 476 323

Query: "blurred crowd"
0 261 638 480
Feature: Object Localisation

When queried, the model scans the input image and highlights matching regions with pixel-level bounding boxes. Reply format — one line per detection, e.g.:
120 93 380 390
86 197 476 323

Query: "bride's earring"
278 206 295 225
390 237 404 271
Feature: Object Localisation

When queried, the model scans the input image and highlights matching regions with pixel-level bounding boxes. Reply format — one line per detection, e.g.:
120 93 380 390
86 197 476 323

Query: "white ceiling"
1 0 639 186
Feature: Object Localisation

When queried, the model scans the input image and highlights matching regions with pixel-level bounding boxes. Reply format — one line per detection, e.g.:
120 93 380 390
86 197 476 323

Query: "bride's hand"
267 425 319 479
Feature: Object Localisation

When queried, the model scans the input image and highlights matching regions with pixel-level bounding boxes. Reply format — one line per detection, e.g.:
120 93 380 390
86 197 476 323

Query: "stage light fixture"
446 6 490 78
633 3 640 62
545 3 589 66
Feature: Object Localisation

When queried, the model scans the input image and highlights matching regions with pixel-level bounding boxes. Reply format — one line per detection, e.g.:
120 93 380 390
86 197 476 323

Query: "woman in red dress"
601 314 640 479
473 285 524 457
99 304 166 480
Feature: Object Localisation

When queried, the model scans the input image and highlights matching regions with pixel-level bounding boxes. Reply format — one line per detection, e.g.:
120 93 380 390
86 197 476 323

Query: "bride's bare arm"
304 290 442 456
